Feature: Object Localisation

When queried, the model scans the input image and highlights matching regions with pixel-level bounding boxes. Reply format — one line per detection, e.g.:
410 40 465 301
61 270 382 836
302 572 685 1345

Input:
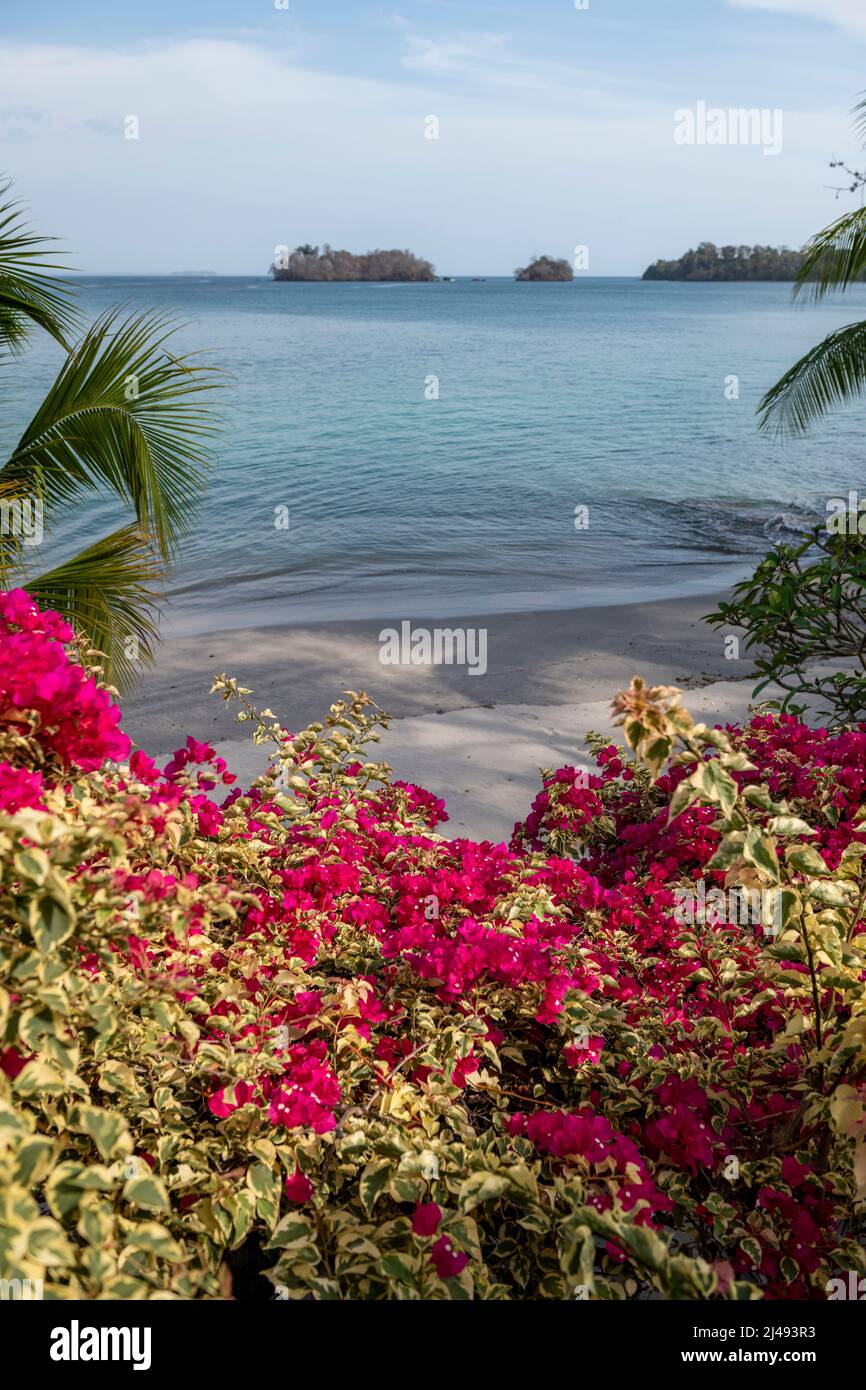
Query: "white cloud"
397 23 639 108
401 30 511 78
401 29 574 94
728 0 866 40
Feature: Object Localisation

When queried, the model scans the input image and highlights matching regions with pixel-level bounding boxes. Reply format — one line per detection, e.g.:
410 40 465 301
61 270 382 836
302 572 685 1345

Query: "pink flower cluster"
207 1040 341 1135
0 762 44 814
0 589 130 773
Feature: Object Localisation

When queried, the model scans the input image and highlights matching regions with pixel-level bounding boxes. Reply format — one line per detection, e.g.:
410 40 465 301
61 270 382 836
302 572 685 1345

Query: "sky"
1 0 866 275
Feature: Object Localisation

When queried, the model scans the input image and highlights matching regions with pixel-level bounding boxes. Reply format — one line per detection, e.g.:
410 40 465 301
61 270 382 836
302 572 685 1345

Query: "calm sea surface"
5 275 866 635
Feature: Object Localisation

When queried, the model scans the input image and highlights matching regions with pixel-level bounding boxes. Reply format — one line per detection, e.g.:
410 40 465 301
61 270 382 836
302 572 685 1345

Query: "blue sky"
2 0 866 273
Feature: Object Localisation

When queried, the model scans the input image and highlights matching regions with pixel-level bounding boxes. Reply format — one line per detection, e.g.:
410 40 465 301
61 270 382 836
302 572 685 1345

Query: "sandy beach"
120 589 769 841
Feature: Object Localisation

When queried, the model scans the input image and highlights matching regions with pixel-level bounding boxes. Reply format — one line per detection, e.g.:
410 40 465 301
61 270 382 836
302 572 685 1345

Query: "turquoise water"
5 275 866 634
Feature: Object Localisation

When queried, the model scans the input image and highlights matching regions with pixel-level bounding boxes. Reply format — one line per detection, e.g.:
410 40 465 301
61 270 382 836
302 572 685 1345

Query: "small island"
270 244 435 282
515 255 574 281
642 242 807 281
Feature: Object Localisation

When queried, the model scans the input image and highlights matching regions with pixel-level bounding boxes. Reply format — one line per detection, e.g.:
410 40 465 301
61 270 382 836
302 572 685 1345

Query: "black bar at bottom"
2 1295 859 1376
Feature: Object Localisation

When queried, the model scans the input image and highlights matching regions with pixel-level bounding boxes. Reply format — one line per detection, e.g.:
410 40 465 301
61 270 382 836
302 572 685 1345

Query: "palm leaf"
790 205 866 302
0 176 78 352
1 307 222 559
852 89 866 146
757 319 866 437
0 473 44 580
23 524 164 693
759 93 866 437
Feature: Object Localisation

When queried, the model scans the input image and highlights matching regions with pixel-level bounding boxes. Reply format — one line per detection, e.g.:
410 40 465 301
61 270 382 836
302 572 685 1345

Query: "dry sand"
121 590 767 842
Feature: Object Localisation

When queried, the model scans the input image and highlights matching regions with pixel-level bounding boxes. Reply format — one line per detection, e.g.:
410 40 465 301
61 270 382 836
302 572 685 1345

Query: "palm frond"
1 308 222 559
0 176 78 352
0 473 44 581
791 205 866 302
758 319 866 437
23 524 164 693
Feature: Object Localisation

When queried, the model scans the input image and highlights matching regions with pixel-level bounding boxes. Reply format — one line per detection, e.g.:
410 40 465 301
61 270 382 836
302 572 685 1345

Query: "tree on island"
515 255 574 281
642 242 808 281
270 244 435 282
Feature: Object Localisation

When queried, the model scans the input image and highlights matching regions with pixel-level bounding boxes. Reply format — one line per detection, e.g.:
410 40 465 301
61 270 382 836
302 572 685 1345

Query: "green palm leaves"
758 319 866 438
0 178 220 690
0 180 78 351
758 95 866 436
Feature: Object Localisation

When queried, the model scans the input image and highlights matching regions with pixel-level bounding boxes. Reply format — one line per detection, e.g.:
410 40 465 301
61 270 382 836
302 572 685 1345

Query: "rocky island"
642 242 807 281
515 255 574 281
270 244 435 282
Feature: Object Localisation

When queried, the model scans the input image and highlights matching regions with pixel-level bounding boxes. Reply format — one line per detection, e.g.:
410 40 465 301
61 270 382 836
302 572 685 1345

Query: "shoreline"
120 588 766 840
157 565 756 640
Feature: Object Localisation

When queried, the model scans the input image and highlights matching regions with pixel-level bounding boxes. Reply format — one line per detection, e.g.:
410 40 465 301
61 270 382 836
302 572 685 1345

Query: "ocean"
5 274 866 635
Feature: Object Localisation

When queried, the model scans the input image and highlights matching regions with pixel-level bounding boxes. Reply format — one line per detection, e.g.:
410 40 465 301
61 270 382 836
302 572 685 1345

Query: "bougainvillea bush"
1 590 865 1301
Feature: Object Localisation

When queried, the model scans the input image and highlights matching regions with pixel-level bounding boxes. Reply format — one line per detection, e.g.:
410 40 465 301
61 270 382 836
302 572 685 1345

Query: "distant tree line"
642 242 811 281
515 255 574 281
270 245 435 282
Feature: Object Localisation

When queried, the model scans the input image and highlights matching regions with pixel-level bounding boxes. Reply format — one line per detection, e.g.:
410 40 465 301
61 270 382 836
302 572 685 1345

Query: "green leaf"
22 1217 75 1267
786 844 830 877
4 307 220 553
767 816 816 838
380 1252 419 1284
13 847 49 885
743 828 782 883
246 1162 280 1202
0 178 78 352
808 880 853 909
705 833 745 872
14 1060 66 1097
359 1158 392 1216
763 886 801 933
668 779 700 822
759 319 866 438
31 896 74 952
74 1105 132 1161
267 1214 315 1251
458 1171 511 1213
557 1221 596 1286
121 1221 184 1261
45 1161 115 1220
740 1236 763 1269
388 1174 426 1205
25 526 163 694
691 760 739 817
791 202 866 304
122 1173 170 1213
14 1136 55 1187
2 302 222 689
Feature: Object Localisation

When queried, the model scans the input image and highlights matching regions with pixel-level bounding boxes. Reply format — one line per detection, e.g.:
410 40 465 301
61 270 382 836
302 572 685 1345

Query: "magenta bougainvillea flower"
0 588 130 770
411 1202 442 1236
284 1170 314 1204
430 1236 469 1279
0 762 44 813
